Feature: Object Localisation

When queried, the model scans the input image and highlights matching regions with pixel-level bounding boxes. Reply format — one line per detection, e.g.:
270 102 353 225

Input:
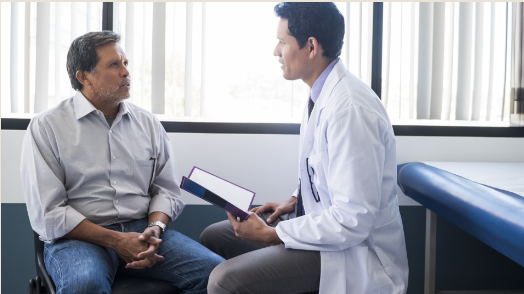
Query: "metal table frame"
424 209 524 294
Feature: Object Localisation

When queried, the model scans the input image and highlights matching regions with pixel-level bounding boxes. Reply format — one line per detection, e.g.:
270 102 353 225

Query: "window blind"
510 2 524 125
113 2 365 122
381 2 512 124
1 2 103 117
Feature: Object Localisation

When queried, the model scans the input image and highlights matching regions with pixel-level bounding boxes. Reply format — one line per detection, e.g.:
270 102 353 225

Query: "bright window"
381 2 513 126
113 2 366 123
1 2 519 127
1 2 102 118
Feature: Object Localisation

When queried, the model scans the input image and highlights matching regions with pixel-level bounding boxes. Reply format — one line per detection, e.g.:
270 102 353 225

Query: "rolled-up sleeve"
21 118 86 243
147 120 185 221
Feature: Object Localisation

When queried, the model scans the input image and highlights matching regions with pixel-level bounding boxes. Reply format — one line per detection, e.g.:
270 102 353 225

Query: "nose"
122 64 129 78
273 42 281 57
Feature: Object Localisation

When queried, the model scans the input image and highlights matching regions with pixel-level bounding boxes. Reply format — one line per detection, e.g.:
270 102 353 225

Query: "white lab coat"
276 61 409 294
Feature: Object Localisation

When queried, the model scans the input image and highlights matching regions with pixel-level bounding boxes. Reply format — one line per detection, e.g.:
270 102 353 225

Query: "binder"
180 167 256 221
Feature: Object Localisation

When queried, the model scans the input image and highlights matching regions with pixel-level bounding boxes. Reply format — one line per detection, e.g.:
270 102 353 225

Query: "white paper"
189 168 254 210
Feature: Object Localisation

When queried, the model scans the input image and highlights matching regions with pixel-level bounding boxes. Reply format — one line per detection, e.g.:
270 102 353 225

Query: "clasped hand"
116 227 164 269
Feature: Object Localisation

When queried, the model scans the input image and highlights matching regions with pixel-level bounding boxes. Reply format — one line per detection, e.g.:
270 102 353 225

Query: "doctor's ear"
308 37 319 59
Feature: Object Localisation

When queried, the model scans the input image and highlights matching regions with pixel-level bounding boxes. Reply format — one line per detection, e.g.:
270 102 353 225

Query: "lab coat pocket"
307 150 329 201
134 159 155 195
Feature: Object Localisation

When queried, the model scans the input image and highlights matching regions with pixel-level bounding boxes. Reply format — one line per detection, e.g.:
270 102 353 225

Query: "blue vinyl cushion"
397 162 524 267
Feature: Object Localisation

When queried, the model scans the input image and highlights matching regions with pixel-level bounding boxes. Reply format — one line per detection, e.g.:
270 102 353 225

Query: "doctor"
201 2 409 293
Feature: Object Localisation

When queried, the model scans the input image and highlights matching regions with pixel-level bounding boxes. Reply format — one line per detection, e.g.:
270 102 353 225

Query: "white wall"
3 129 524 206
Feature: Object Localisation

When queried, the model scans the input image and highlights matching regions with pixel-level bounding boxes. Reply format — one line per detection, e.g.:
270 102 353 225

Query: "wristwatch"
147 221 166 237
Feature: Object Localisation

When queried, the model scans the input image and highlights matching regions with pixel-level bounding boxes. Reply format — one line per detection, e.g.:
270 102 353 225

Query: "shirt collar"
73 91 132 120
310 57 340 103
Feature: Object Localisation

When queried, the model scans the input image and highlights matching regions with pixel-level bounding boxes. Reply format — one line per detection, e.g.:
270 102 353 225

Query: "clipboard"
180 167 256 221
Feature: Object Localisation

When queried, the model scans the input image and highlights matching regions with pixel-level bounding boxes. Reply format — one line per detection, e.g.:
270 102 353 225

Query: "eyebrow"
107 58 127 65
107 58 119 64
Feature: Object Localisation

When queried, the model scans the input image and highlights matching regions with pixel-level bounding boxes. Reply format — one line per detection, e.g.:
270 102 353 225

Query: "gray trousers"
199 212 321 294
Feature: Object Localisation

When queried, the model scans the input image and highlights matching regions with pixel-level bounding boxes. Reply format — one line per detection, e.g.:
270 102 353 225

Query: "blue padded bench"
397 162 524 294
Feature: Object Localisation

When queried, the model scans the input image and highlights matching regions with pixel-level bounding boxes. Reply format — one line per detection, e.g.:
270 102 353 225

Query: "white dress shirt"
21 91 185 243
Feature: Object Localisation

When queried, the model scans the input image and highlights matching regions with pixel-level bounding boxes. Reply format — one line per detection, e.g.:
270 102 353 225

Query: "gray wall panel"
3 204 524 294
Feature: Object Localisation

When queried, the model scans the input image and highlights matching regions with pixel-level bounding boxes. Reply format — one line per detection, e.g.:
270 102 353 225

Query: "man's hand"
125 226 164 269
113 232 153 264
250 197 296 223
64 219 160 267
226 212 282 246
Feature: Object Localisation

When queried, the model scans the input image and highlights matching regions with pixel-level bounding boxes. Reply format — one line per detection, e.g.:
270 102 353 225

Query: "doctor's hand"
227 212 283 246
250 197 297 224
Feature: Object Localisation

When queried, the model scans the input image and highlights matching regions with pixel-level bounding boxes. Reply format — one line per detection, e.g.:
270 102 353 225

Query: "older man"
21 31 224 294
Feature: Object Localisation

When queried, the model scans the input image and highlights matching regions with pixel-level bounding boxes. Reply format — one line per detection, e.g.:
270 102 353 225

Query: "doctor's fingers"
267 208 285 223
249 206 264 214
250 202 274 214
226 212 240 227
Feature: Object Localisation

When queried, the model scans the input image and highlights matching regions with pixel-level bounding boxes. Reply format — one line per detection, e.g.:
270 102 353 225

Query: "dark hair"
274 2 344 60
66 31 121 91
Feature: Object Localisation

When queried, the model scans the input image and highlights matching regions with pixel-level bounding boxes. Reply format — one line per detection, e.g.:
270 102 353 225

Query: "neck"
81 89 120 117
303 58 333 88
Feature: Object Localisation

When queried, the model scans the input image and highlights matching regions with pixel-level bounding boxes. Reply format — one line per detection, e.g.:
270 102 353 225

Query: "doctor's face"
273 18 311 81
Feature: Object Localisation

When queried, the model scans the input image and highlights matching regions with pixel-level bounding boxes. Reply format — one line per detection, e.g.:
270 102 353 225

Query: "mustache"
119 78 131 86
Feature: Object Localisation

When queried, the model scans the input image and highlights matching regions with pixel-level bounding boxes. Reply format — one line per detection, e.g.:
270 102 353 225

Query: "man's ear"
75 70 90 88
308 37 319 59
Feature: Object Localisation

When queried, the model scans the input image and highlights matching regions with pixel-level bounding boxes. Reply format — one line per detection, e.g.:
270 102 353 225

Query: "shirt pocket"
133 159 155 195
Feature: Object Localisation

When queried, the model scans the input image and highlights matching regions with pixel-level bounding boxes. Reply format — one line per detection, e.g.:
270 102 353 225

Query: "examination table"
397 162 524 294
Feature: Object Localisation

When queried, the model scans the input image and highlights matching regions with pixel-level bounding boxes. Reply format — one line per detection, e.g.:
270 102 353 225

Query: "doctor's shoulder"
326 82 392 134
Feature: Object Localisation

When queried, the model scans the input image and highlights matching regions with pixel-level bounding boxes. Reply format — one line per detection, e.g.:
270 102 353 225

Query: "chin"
282 74 297 81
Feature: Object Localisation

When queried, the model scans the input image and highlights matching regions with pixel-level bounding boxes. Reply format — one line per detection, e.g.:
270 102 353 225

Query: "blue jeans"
44 218 225 294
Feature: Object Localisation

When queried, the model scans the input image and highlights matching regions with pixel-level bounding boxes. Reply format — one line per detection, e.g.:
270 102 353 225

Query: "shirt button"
112 155 116 160
109 130 112 134
116 200 119 204
113 180 117 184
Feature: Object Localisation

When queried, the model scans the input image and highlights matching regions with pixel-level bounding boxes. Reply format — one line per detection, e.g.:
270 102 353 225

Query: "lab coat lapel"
299 61 346 161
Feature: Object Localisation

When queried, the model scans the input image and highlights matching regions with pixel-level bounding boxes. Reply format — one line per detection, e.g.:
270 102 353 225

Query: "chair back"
33 231 56 294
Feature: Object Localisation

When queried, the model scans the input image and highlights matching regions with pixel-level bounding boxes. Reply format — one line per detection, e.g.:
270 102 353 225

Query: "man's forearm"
63 219 123 251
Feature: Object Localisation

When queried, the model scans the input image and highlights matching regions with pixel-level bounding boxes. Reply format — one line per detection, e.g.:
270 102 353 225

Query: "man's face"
88 42 130 103
273 18 311 81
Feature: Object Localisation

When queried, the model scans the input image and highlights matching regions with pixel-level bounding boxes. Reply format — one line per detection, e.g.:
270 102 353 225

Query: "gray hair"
66 31 121 91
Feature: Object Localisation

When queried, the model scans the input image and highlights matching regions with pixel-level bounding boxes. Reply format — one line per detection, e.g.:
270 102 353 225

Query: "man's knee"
58 269 112 294
44 240 116 294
